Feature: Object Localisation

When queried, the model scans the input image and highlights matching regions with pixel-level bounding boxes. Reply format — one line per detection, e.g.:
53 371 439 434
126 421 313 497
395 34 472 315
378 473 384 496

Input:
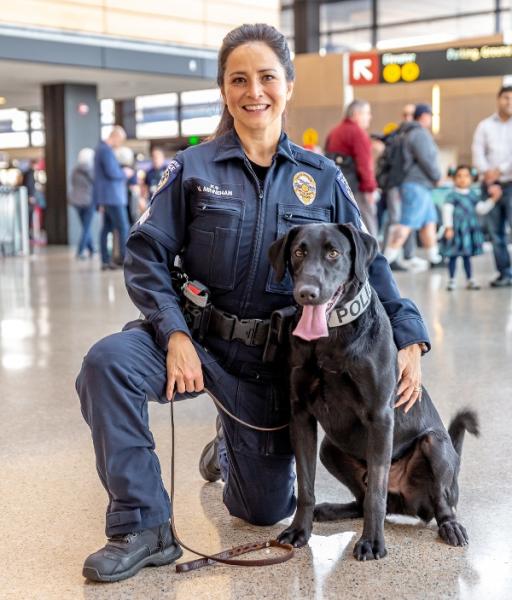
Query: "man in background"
383 103 443 268
326 99 378 237
472 86 512 287
94 125 130 271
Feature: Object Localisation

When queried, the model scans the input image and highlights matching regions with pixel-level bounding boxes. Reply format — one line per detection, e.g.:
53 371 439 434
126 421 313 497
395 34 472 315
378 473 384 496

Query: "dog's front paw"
353 536 387 561
277 524 312 548
439 521 468 546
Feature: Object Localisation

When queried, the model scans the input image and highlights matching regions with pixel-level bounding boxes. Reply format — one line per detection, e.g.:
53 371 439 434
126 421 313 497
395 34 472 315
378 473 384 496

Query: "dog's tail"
448 409 480 457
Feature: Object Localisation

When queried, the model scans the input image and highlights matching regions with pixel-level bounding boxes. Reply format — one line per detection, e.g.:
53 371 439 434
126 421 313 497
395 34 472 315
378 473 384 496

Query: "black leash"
168 390 294 573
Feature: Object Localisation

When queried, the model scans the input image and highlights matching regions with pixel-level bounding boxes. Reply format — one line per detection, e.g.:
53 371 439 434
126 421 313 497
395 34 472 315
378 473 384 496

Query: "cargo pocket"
183 199 244 291
266 203 332 294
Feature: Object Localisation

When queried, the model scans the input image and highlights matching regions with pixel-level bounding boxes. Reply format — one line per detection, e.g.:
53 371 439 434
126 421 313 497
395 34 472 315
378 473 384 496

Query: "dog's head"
268 223 378 306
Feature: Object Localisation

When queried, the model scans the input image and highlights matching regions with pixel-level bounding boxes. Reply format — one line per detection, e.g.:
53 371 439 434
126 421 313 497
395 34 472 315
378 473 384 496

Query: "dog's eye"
328 249 340 259
294 248 305 258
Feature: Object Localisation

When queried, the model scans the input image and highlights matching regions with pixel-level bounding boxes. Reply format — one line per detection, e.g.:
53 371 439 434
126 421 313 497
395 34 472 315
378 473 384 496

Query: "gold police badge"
293 171 316 205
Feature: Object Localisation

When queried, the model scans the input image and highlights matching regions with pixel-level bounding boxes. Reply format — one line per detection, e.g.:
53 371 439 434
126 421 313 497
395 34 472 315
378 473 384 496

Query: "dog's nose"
298 285 319 302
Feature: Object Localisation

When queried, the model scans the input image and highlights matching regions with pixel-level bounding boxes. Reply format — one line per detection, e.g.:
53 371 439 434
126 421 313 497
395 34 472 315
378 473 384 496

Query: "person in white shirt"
472 86 512 287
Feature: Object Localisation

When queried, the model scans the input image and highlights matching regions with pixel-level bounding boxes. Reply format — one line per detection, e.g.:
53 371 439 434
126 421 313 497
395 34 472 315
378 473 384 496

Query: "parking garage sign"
349 44 512 85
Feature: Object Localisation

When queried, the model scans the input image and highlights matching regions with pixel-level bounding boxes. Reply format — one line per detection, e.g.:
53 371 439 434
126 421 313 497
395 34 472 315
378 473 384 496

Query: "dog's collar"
327 280 372 328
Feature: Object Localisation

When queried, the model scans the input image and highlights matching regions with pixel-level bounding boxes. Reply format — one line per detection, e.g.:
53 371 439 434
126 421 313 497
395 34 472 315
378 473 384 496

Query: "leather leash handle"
175 539 294 573
169 393 294 574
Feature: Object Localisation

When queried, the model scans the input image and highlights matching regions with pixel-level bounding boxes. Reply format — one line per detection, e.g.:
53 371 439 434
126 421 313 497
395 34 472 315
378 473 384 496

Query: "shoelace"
108 532 140 544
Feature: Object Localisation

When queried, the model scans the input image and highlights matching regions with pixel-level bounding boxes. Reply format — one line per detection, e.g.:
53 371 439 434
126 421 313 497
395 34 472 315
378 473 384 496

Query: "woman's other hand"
166 332 204 399
395 343 422 413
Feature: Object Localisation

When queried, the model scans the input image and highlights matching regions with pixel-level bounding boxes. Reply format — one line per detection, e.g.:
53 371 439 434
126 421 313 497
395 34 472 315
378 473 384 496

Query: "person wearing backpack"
325 99 378 237
383 103 443 268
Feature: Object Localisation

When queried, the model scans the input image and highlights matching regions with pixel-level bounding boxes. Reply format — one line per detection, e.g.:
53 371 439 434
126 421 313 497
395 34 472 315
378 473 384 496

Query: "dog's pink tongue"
292 303 329 341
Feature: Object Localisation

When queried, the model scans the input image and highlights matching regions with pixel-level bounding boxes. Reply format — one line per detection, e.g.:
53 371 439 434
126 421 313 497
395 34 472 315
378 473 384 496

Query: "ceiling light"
0 97 6 105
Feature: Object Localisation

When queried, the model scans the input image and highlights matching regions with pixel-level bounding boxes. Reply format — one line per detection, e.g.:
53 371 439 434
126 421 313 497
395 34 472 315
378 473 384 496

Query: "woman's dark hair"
213 23 295 138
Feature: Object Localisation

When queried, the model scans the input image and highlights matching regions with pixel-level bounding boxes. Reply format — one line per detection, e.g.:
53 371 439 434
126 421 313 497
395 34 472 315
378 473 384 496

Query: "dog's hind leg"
420 431 468 546
314 438 365 522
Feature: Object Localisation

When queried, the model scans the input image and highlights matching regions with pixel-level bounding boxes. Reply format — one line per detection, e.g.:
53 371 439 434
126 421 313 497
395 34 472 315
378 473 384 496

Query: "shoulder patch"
151 159 182 199
335 168 359 211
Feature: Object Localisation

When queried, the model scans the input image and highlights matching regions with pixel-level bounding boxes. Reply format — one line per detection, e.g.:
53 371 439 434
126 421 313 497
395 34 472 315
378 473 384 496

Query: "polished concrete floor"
1 247 511 600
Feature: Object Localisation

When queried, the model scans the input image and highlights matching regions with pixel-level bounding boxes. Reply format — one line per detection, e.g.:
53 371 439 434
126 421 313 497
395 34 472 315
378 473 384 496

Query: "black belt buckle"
232 316 263 346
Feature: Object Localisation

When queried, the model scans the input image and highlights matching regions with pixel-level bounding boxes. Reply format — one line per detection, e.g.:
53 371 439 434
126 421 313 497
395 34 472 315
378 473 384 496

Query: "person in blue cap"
76 23 431 583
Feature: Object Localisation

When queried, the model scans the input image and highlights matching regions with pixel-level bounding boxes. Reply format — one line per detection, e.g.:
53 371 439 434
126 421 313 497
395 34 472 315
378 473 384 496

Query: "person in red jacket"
326 100 378 236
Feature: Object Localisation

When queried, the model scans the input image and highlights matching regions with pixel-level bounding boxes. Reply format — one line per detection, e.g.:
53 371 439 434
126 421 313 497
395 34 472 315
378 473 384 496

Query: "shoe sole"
82 543 183 583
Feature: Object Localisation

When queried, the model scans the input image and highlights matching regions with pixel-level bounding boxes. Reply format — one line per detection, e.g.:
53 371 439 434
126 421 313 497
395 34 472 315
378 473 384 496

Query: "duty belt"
207 306 269 346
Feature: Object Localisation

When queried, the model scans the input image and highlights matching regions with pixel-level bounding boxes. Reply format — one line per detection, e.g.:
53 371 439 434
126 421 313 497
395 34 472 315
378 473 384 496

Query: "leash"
168 389 294 573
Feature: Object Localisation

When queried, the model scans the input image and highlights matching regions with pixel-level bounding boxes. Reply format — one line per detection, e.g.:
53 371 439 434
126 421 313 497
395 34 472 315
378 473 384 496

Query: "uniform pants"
76 324 296 537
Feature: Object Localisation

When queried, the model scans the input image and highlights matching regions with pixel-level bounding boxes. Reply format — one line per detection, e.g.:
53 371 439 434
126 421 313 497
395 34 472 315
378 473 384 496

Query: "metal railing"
0 186 29 256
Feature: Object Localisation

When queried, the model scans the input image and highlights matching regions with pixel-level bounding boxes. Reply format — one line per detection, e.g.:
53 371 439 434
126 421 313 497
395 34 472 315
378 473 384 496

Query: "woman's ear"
286 80 294 102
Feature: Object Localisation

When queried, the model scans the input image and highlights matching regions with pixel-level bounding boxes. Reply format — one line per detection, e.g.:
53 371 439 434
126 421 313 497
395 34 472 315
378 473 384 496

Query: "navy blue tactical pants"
76 325 296 537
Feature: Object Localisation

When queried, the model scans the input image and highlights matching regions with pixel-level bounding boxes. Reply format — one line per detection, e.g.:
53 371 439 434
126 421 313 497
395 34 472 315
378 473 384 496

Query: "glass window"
30 111 44 130
377 13 496 48
100 99 115 125
378 0 494 25
0 132 30 149
280 5 294 39
181 88 222 136
31 131 45 147
135 93 179 139
320 29 372 52
320 0 371 33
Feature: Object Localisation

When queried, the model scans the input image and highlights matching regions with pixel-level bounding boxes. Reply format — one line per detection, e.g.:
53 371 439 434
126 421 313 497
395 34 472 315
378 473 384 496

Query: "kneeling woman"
77 23 430 583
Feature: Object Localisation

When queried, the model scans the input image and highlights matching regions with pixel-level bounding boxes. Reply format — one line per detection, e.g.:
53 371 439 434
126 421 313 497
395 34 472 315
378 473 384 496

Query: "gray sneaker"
199 415 223 482
82 523 182 583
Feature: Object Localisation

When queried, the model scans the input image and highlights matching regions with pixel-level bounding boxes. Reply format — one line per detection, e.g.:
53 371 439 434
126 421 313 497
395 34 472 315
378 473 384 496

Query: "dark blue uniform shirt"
125 129 430 363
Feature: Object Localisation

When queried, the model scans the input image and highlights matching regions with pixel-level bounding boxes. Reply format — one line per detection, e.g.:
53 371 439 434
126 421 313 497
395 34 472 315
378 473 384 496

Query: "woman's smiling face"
221 42 294 137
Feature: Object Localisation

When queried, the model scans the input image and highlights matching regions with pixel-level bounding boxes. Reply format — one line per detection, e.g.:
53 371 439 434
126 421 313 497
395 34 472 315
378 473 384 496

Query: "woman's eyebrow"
228 68 278 76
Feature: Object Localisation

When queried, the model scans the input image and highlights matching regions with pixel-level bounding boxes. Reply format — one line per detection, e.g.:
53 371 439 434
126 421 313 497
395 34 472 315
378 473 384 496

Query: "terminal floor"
1 248 511 600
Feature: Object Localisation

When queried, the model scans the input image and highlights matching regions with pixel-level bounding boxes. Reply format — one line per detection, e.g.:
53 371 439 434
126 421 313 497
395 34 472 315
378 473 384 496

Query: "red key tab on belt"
183 280 210 308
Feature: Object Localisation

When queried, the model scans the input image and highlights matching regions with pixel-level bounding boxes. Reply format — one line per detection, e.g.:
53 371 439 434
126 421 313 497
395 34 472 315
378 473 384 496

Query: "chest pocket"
183 190 244 291
266 203 332 295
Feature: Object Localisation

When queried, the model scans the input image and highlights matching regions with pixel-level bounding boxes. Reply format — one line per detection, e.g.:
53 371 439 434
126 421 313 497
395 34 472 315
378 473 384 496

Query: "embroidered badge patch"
137 207 151 226
293 171 317 205
154 168 170 195
152 159 182 198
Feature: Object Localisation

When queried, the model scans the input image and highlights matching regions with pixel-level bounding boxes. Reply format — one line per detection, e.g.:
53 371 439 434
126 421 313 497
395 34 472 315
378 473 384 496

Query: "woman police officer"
77 23 429 583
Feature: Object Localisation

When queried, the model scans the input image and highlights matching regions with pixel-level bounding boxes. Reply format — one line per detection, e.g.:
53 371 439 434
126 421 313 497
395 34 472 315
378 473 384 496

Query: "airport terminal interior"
1 1 512 599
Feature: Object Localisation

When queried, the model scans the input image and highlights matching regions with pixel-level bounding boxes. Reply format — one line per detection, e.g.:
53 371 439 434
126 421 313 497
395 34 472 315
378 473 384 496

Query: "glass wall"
282 0 509 52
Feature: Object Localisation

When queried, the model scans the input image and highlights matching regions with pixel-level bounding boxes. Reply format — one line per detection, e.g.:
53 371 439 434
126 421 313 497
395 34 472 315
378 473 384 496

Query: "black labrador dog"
268 223 478 561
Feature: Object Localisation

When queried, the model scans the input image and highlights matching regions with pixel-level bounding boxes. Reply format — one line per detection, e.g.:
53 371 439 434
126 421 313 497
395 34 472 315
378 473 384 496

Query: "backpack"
376 127 411 191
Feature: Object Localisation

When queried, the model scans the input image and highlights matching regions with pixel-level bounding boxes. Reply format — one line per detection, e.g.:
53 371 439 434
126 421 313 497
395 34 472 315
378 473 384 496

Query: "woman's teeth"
244 105 268 111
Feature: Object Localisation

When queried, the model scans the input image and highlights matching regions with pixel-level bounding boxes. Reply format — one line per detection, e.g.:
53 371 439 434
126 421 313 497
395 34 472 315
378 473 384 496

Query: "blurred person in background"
383 103 443 268
472 85 512 287
114 145 139 225
440 165 502 291
141 146 167 205
325 99 379 237
93 125 130 271
68 147 95 259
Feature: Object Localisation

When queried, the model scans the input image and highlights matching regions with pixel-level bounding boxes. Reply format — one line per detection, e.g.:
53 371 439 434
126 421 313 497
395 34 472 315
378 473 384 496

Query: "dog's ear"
268 226 301 282
337 222 378 283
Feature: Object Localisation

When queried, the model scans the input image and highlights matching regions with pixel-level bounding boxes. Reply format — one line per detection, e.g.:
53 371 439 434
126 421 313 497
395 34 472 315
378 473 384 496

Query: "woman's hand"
444 227 454 240
166 331 204 400
395 344 422 413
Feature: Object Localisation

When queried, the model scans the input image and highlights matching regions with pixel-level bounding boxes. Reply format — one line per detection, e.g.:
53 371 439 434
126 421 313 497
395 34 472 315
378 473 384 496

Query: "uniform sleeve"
124 160 190 350
333 170 431 352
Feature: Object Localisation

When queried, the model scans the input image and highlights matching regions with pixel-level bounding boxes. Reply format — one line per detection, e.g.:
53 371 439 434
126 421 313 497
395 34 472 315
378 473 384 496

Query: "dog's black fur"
268 223 479 561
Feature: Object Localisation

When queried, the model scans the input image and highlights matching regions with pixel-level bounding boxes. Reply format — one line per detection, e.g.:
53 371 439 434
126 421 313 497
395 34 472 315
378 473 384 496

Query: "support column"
293 0 320 54
43 84 100 244
114 99 136 139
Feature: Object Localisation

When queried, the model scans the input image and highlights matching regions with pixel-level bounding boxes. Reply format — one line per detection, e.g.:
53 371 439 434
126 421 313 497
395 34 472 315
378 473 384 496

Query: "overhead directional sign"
349 44 512 86
349 52 379 85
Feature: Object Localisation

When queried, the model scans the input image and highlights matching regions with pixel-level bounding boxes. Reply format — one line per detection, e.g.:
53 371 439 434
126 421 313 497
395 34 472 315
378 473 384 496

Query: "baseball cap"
414 103 433 119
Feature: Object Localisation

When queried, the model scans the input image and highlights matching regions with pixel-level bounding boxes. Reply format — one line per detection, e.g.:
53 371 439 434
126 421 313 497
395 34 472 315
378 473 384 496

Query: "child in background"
441 165 502 291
